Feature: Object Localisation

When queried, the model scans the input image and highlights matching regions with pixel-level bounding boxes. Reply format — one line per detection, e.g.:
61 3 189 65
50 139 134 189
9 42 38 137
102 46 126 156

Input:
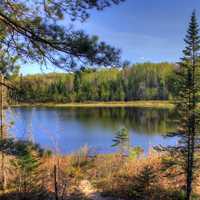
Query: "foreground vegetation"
0 143 199 200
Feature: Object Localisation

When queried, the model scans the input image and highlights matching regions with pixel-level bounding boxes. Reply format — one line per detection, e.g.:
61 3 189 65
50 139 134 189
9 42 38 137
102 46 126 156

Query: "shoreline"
11 100 174 109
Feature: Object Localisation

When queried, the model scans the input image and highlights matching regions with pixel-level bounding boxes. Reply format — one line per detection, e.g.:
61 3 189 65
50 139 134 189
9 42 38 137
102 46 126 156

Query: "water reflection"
8 107 177 154
54 107 176 134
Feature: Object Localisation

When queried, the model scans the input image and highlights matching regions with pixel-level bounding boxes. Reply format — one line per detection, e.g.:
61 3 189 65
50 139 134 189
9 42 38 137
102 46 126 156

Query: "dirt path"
79 180 123 200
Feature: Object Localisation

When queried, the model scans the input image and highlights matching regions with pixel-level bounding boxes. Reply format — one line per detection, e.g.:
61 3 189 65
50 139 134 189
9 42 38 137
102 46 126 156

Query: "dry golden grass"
12 100 174 109
2 149 200 200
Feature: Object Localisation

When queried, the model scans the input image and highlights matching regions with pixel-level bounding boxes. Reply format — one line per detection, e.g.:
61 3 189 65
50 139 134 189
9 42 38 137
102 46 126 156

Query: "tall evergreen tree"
157 11 200 200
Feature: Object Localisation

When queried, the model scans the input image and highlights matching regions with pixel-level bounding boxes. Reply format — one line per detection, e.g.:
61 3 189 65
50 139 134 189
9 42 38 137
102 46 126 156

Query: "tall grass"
1 147 200 200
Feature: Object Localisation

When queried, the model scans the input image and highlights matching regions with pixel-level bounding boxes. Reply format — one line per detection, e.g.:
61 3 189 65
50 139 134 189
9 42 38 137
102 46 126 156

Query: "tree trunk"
0 73 6 191
54 165 59 200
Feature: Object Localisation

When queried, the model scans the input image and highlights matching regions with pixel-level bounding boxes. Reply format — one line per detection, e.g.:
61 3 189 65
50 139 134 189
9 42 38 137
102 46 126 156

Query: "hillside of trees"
15 63 177 103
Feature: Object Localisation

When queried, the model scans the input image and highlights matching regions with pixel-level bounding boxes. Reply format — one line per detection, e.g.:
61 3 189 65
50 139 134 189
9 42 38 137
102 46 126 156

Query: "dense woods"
15 62 176 103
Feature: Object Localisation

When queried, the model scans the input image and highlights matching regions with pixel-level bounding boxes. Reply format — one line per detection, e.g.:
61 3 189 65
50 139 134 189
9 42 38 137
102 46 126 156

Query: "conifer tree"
156 11 200 200
133 166 157 200
176 12 200 199
157 11 200 200
112 127 129 155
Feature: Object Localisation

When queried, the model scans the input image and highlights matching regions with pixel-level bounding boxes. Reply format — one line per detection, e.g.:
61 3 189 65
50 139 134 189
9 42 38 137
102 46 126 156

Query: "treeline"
15 63 177 103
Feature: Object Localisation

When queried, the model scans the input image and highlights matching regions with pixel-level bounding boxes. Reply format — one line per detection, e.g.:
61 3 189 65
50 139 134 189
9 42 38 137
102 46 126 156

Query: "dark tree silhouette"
0 0 125 70
156 11 200 200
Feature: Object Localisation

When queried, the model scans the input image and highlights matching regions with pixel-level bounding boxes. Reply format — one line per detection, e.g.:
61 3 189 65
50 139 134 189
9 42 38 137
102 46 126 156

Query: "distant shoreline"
11 100 174 109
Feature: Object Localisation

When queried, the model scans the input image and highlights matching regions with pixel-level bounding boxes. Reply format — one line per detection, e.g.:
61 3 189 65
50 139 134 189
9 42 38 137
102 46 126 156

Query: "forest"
1 0 200 199
15 62 177 103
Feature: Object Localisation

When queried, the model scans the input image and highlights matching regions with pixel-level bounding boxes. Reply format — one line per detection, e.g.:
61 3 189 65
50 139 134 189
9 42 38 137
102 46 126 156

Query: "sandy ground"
79 180 123 200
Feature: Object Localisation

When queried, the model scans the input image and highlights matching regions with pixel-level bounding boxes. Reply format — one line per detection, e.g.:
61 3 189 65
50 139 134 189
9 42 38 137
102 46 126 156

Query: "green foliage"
14 63 176 103
171 192 200 200
156 11 200 200
0 138 50 157
0 0 124 70
127 165 157 200
112 127 129 155
0 51 20 78
129 146 144 159
0 138 51 195
0 138 50 194
11 149 42 193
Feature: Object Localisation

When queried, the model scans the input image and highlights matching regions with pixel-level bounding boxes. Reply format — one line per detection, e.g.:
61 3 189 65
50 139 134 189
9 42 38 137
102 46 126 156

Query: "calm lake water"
7 107 177 154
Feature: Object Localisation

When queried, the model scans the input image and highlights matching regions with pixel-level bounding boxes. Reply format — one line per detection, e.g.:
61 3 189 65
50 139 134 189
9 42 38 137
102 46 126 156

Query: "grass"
11 100 174 109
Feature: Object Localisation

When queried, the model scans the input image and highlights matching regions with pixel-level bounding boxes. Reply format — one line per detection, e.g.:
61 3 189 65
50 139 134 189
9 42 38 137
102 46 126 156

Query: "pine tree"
12 151 41 193
1 139 46 194
0 0 123 70
112 127 129 155
156 11 200 200
133 166 157 200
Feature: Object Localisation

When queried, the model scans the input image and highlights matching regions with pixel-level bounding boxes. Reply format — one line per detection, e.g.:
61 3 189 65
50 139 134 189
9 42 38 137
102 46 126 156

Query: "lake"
7 107 177 154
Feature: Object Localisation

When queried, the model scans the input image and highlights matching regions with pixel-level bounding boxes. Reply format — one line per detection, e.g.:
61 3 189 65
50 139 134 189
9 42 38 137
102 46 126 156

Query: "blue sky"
21 0 200 74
